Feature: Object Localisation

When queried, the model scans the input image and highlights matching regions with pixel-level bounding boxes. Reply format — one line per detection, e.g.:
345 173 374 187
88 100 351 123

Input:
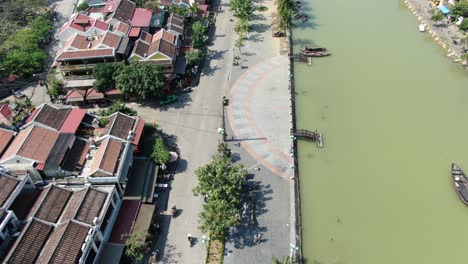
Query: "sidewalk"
223 0 294 262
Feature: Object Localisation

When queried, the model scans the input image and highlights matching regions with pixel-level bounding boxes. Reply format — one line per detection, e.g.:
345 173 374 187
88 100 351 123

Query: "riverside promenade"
223 0 299 261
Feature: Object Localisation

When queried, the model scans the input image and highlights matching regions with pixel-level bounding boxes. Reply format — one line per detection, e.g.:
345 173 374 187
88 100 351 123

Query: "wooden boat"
301 46 331 57
451 163 468 205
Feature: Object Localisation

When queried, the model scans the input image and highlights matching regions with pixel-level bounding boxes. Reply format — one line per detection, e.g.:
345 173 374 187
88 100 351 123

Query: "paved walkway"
223 0 295 262
227 55 293 179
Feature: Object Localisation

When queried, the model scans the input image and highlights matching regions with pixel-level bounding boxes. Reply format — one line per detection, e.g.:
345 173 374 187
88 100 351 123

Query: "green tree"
192 21 207 50
93 63 120 93
199 199 237 239
114 63 166 99
459 19 468 31
2 50 47 77
275 0 296 32
185 49 203 66
76 2 89 12
431 12 445 25
151 137 170 164
450 1 468 18
124 231 151 262
235 18 249 35
46 73 63 100
234 35 246 52
217 142 232 159
145 0 160 11
98 100 137 116
272 256 296 264
27 15 54 47
231 0 254 21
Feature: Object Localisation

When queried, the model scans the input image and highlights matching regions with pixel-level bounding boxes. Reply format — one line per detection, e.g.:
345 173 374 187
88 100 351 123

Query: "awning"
439 5 450 14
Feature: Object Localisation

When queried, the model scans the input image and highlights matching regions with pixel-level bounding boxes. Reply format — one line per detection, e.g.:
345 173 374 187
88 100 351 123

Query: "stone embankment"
402 0 468 69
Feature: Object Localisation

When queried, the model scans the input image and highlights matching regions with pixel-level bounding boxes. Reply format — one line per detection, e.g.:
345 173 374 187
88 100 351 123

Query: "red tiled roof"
129 27 141 37
34 185 72 223
140 31 152 43
60 14 109 34
95 19 110 31
35 162 45 171
61 138 90 172
153 28 177 44
91 138 123 175
65 89 87 102
57 49 115 60
115 22 131 35
0 128 15 157
59 108 87 133
109 199 141 243
0 174 20 207
0 103 12 123
131 8 152 27
25 108 39 124
109 113 135 140
106 89 122 95
113 0 136 24
86 88 105 100
33 104 72 130
104 0 121 13
132 118 145 146
1 125 61 163
198 5 209 17
102 31 122 48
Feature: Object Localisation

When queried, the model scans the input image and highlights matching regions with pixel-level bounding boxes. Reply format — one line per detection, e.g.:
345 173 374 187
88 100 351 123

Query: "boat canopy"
438 5 450 14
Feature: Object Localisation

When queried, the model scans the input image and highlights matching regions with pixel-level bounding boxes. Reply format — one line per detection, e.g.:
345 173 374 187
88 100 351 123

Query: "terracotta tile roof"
113 0 136 24
34 185 73 223
132 118 145 145
154 28 177 44
129 27 141 37
102 31 123 48
25 108 39 124
168 13 184 27
91 138 123 175
4 218 54 264
109 199 140 243
0 103 12 124
1 125 61 163
75 187 108 224
59 108 87 133
60 14 109 34
57 48 115 60
86 88 105 100
115 21 131 35
94 19 110 31
140 31 152 43
45 221 90 264
131 8 153 27
155 39 176 57
100 138 122 174
109 112 135 140
61 138 90 171
0 128 15 158
132 40 149 57
65 89 87 102
103 0 120 13
0 174 20 207
34 104 72 130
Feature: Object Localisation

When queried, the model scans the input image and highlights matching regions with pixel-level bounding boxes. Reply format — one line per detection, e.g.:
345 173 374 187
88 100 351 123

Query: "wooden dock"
291 129 323 147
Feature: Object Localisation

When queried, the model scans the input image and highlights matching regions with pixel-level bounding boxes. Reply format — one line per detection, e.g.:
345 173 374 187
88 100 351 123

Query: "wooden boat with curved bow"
451 162 468 205
301 47 331 57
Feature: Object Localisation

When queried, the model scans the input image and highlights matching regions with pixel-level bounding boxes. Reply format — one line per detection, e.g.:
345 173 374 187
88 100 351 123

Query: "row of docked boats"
450 163 468 205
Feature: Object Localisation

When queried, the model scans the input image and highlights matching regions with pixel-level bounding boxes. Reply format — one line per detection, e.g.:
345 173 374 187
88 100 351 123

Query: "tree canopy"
114 63 166 99
124 231 151 262
193 143 247 239
93 63 121 93
98 100 137 116
151 137 171 164
192 21 208 50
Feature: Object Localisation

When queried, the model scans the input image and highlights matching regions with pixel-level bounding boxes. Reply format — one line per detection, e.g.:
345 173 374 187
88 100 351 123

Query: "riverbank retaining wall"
287 31 304 263
402 0 468 69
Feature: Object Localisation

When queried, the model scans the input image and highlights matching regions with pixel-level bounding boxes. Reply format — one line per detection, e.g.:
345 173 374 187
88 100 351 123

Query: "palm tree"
276 0 296 32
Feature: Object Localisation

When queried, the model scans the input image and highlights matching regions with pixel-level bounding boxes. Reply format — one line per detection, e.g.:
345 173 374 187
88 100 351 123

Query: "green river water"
293 0 468 263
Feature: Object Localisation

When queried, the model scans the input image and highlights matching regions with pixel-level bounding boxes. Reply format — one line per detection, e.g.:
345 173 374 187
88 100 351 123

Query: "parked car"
160 95 178 106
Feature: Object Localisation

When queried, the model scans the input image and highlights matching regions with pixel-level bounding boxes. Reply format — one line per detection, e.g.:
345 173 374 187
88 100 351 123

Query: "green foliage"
186 49 203 66
450 1 468 18
234 35 246 51
46 73 63 100
256 5 268 12
459 19 468 31
170 6 189 16
98 100 137 116
231 0 254 21
0 15 53 77
193 143 247 239
124 231 152 262
76 2 89 12
145 0 160 11
93 63 121 93
99 117 109 127
272 256 296 264
115 63 166 99
234 18 249 34
217 142 232 159
151 137 170 164
431 12 445 24
276 0 296 32
134 0 146 7
2 100 10 105
192 21 208 50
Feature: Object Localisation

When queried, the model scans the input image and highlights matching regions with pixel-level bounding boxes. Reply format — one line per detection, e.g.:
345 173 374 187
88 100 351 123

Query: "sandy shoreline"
402 0 468 69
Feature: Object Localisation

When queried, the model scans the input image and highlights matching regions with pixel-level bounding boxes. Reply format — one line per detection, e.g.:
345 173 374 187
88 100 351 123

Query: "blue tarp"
439 5 450 14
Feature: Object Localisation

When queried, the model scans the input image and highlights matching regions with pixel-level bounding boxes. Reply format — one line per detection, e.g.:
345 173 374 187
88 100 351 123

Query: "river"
293 0 468 263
